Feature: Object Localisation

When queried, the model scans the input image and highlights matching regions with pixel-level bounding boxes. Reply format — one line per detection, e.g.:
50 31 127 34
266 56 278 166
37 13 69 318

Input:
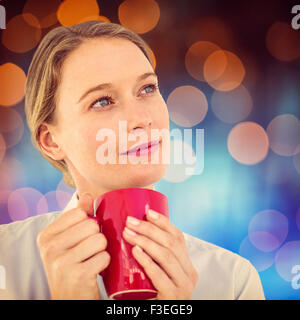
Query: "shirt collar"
62 191 79 213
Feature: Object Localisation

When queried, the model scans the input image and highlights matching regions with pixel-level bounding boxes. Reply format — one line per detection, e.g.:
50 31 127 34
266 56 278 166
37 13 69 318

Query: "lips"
123 139 160 155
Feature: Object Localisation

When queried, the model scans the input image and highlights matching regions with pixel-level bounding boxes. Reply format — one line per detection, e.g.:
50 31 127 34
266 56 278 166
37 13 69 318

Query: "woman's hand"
37 193 110 300
122 208 199 300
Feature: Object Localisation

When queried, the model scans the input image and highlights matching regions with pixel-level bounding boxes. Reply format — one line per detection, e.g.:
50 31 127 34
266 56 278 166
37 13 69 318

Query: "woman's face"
45 37 169 198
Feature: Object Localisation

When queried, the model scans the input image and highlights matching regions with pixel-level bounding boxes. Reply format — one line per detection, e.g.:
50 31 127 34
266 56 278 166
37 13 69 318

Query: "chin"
126 163 168 187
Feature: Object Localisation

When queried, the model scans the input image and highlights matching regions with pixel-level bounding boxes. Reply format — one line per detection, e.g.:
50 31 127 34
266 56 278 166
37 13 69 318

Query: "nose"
124 98 153 133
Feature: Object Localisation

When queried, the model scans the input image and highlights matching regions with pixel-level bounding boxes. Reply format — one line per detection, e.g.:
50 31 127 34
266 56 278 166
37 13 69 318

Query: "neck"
65 159 155 202
76 183 155 201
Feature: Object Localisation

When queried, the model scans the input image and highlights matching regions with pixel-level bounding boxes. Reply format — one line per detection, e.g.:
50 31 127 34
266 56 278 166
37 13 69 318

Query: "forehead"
59 37 153 88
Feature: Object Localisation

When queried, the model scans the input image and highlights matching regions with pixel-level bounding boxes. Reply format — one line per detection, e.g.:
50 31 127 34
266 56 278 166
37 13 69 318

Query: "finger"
80 250 111 276
77 192 94 216
131 245 177 299
126 215 194 280
146 209 198 281
66 233 107 263
44 218 100 258
40 208 88 241
123 228 189 289
126 216 185 252
146 208 181 239
41 193 94 240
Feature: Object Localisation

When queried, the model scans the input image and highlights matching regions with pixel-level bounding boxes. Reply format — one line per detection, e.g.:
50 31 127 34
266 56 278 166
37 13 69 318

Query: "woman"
0 21 265 300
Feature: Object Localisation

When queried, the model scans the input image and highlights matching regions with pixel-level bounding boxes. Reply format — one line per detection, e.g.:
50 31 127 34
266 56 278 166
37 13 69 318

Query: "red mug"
91 187 169 300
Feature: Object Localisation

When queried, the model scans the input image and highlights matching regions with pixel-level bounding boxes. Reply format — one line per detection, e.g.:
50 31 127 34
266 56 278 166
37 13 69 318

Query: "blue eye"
90 95 113 109
90 83 159 110
141 83 159 94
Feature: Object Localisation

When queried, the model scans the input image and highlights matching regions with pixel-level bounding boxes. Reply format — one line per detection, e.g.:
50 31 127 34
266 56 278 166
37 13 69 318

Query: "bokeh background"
0 0 300 300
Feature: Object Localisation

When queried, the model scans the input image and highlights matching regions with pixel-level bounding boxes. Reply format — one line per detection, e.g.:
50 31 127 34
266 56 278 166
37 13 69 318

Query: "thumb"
77 192 94 216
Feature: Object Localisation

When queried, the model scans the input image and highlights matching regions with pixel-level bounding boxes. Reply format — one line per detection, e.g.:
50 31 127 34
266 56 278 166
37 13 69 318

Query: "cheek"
63 123 100 164
83 125 110 160
164 105 170 128
156 99 170 129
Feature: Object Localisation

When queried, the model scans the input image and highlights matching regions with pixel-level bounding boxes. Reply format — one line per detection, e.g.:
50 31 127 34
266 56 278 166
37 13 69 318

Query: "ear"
38 123 65 161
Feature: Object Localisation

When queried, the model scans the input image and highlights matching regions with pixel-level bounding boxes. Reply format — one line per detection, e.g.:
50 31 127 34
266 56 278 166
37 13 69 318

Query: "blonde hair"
25 21 154 188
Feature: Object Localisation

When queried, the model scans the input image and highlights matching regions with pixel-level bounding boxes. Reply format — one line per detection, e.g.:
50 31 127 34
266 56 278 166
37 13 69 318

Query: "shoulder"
0 212 61 299
182 232 265 300
0 211 60 245
183 231 246 265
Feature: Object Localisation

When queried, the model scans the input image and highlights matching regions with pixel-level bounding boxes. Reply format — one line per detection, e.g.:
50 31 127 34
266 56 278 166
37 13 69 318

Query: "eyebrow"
77 72 158 104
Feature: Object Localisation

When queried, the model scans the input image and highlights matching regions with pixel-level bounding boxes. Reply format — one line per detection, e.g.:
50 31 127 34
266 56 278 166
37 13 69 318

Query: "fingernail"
127 216 140 226
145 203 150 215
124 226 137 236
148 209 159 219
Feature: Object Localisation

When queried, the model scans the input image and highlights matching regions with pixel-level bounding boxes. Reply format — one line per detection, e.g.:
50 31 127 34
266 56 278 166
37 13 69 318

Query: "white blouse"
0 191 265 300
